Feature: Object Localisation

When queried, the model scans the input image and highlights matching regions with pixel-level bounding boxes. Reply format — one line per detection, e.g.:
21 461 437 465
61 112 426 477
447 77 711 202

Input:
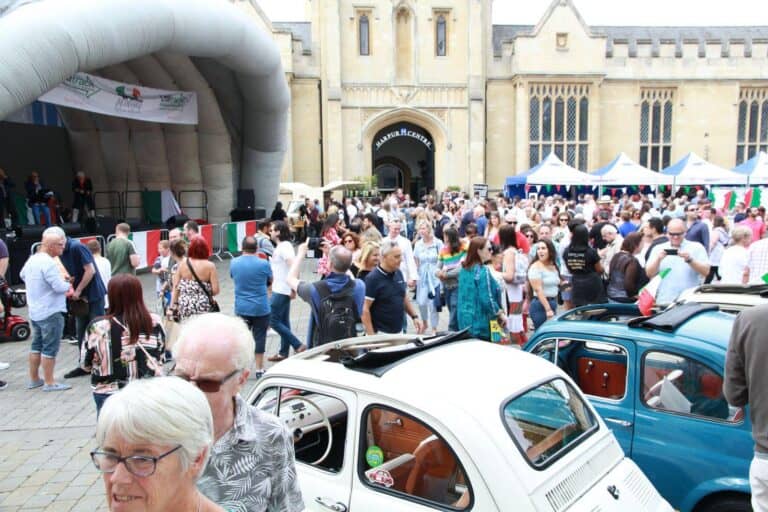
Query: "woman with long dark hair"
436 226 466 331
270 201 287 222
563 224 605 307
527 238 562 329
83 274 165 413
317 212 345 277
499 224 526 345
606 232 648 303
457 237 505 340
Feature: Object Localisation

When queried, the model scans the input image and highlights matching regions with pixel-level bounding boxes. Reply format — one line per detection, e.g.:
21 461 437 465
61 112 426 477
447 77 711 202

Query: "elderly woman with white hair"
718 225 752 284
91 376 224 511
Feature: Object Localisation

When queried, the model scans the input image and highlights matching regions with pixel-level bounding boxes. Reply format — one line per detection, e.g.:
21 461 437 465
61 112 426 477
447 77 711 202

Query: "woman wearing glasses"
83 274 165 414
92 376 224 512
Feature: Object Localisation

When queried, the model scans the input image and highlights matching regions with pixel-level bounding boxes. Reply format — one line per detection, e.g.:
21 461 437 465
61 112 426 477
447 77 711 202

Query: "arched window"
639 90 673 171
359 14 370 56
436 14 447 56
736 89 768 165
529 84 590 171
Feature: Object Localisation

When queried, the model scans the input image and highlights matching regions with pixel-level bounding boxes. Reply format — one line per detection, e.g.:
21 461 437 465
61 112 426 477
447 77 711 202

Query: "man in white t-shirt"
645 218 710 305
386 218 418 287
267 221 306 362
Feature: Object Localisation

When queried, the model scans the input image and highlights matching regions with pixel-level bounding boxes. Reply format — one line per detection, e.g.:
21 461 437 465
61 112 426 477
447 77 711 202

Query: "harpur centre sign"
375 126 433 151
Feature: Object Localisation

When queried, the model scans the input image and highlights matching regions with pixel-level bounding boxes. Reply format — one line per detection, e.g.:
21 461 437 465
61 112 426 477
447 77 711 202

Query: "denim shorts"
30 313 65 358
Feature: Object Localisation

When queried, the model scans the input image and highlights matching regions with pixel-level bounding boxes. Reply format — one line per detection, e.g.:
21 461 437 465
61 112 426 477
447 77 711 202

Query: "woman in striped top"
82 274 165 414
436 226 466 331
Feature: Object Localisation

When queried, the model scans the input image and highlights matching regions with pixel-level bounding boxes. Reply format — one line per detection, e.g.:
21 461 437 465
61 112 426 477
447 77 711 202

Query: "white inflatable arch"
0 0 289 222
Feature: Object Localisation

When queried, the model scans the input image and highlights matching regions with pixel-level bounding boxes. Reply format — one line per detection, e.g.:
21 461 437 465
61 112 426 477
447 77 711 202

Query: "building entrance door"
372 122 434 199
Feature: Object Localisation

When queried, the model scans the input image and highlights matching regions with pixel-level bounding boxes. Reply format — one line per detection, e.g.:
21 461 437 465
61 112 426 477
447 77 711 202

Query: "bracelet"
410 314 418 320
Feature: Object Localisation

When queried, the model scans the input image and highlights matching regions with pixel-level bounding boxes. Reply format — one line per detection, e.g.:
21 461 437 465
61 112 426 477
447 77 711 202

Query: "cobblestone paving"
0 257 331 511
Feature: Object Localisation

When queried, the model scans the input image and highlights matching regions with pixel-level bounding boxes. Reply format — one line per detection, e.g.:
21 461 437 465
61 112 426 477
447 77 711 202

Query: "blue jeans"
76 297 106 361
444 286 459 331
530 297 557 330
240 314 270 354
270 293 302 356
31 203 51 226
30 313 65 358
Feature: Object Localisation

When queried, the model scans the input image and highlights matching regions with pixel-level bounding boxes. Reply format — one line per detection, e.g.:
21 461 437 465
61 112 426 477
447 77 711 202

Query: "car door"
348 398 492 511
528 335 636 455
250 380 357 512
632 347 752 509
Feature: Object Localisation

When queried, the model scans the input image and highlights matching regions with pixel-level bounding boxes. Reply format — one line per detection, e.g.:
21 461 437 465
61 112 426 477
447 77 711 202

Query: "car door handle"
315 496 348 512
604 417 633 428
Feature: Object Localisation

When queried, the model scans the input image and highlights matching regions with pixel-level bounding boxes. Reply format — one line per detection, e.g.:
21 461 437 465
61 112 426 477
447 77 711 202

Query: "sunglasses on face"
343 239 355 244
172 365 241 393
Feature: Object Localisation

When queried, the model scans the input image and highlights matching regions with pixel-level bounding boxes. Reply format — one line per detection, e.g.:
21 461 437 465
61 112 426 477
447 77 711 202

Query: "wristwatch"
685 256 693 264
410 314 418 320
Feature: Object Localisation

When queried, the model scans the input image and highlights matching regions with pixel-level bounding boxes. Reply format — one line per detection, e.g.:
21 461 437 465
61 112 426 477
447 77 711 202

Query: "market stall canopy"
590 152 673 186
733 151 768 184
661 152 748 186
506 153 593 186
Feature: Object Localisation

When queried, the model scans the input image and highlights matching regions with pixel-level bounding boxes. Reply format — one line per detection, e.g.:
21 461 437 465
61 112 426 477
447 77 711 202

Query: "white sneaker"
65 338 79 345
0 362 9 371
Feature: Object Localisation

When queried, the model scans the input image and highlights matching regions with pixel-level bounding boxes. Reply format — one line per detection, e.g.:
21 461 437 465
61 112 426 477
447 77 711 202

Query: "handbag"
67 297 89 317
483 267 506 343
186 259 220 313
512 250 529 285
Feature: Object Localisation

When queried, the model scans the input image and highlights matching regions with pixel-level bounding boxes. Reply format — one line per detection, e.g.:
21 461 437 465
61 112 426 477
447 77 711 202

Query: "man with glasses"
646 218 710 305
173 313 304 512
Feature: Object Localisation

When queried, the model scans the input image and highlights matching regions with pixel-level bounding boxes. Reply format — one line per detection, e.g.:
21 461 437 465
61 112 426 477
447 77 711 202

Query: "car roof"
677 284 768 311
267 338 563 423
532 302 735 353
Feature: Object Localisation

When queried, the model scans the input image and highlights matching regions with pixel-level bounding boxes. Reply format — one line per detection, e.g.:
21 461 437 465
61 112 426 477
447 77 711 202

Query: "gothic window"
529 84 590 170
640 89 673 171
359 14 370 56
736 89 768 165
435 14 447 56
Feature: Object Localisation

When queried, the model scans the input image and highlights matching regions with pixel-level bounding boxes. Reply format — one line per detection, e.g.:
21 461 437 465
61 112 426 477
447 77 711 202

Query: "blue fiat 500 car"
524 302 753 512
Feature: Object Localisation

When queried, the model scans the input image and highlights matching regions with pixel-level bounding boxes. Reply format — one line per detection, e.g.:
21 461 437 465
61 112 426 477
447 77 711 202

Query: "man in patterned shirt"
173 313 304 512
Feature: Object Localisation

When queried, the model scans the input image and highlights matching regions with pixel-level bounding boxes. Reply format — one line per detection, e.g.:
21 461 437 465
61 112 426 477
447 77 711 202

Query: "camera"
307 237 323 251
664 248 678 256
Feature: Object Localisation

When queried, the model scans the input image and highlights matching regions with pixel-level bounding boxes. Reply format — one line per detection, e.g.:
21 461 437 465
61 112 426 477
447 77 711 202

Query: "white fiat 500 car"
247 332 673 512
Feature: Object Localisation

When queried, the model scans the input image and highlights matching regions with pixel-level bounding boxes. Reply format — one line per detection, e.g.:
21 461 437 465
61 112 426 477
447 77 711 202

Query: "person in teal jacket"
457 236 506 340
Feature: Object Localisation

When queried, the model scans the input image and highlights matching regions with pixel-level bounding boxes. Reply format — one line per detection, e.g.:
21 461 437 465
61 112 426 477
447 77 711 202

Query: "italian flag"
721 190 736 211
637 268 671 316
200 224 215 251
226 221 257 253
129 230 161 269
744 187 762 208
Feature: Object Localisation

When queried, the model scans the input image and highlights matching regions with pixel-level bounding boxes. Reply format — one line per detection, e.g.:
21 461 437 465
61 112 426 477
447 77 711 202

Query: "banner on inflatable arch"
38 72 198 125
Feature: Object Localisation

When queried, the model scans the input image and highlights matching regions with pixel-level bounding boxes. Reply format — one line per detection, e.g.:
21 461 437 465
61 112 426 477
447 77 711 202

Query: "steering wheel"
280 396 333 465
644 369 684 402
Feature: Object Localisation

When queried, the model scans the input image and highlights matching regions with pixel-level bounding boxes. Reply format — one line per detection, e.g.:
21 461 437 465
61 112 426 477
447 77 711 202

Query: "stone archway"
362 108 449 193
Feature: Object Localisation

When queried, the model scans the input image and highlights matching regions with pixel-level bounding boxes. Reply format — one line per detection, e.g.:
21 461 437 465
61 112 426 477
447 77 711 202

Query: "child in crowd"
152 240 171 311
87 240 111 308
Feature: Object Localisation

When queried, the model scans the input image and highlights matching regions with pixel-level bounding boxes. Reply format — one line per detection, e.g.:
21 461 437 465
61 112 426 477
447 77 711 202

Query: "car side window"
532 338 628 401
642 351 741 422
253 386 349 472
360 406 472 510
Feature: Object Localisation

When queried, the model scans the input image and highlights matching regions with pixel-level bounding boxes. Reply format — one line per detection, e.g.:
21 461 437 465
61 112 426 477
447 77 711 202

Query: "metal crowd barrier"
178 190 209 224
93 191 123 218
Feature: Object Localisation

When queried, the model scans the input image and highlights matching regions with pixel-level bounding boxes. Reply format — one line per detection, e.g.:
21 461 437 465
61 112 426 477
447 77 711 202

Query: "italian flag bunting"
762 272 768 284
744 187 762 208
637 268 671 316
226 221 257 253
128 230 161 269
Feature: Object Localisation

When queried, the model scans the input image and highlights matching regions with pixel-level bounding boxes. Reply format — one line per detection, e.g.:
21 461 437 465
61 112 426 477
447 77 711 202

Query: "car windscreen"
502 378 598 469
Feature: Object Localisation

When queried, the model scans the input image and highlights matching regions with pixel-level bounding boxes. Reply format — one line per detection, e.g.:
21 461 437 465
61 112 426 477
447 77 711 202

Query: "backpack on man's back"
313 280 360 345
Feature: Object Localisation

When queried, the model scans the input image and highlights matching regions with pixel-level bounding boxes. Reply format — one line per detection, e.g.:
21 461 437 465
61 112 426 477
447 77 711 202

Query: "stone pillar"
320 0 343 184
515 81 529 172
468 0 487 186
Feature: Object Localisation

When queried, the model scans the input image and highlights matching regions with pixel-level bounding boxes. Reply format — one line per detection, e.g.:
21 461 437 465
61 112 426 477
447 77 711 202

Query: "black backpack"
313 280 360 345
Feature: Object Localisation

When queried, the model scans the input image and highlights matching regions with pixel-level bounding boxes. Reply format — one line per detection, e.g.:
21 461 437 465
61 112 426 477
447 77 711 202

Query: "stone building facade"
250 0 768 196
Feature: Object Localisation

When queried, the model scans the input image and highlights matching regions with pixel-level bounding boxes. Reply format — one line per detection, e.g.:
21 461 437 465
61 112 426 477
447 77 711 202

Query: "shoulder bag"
186 259 220 313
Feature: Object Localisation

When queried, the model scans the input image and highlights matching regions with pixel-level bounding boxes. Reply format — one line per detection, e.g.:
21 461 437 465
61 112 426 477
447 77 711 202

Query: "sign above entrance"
374 125 433 151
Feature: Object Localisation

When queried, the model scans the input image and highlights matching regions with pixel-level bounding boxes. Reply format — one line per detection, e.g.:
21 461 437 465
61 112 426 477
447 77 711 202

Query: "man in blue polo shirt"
230 236 272 379
60 231 106 378
362 238 424 335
